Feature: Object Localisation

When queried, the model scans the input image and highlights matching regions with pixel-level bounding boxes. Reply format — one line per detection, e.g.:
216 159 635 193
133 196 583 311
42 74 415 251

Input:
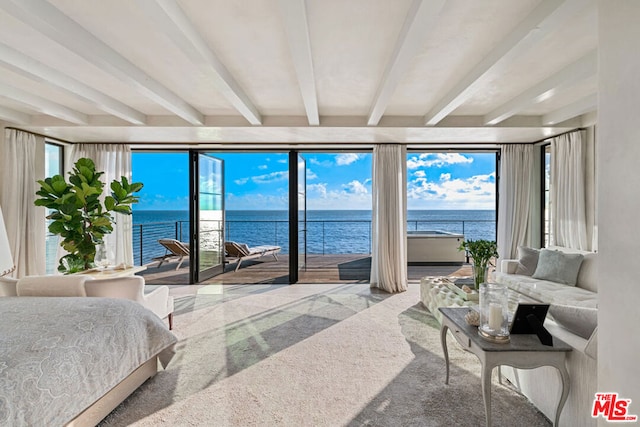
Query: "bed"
0 296 177 426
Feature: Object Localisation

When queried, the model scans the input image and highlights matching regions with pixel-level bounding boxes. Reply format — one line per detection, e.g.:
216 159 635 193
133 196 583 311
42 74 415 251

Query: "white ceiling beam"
484 50 597 125
0 105 30 124
0 82 88 124
0 0 204 125
278 0 319 126
423 0 589 126
0 43 147 125
367 0 446 126
144 0 262 125
542 93 597 125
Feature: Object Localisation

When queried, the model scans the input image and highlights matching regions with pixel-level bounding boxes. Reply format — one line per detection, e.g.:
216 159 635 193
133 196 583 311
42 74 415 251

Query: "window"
45 142 64 274
542 144 551 247
406 151 497 241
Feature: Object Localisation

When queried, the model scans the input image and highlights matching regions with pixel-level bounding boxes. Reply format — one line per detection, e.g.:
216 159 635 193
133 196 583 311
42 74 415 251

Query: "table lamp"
0 206 15 277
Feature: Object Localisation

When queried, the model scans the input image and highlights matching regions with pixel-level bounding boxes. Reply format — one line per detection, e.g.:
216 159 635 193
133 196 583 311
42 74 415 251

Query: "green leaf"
112 205 132 214
104 196 116 211
51 177 69 194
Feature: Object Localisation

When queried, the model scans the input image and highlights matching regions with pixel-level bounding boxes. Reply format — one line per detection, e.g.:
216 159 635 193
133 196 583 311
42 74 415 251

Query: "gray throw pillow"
515 246 540 276
532 249 584 286
549 304 598 340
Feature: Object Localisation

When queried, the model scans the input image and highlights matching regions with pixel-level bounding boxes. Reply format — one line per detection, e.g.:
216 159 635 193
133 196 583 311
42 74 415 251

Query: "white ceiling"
0 0 597 146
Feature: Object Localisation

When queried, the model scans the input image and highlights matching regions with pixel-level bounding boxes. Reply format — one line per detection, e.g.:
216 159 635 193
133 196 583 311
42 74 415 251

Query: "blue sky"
132 152 495 210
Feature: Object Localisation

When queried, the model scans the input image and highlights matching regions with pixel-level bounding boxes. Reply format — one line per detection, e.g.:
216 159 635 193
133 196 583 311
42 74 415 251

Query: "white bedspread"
0 297 177 426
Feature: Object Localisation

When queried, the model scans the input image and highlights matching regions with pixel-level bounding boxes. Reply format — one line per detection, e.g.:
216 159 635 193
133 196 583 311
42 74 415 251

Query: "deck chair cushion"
226 241 250 257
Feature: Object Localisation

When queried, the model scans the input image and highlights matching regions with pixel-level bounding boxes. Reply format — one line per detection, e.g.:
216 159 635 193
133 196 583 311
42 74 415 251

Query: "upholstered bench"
419 276 536 324
419 276 476 324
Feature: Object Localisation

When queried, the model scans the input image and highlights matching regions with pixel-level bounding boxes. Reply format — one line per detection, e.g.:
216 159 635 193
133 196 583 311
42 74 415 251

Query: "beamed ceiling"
0 0 597 146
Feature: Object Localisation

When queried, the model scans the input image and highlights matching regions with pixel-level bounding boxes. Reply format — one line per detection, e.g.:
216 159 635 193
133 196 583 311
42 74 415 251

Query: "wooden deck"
139 254 472 286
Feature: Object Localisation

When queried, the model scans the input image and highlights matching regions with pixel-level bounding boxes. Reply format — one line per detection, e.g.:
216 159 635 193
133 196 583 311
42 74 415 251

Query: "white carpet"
100 283 550 426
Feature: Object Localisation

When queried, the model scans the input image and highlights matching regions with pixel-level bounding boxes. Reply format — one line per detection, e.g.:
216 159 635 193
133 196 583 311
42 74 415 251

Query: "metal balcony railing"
132 219 495 266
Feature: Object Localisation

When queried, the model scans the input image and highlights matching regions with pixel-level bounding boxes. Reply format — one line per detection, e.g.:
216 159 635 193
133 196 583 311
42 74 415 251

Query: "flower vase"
472 264 489 290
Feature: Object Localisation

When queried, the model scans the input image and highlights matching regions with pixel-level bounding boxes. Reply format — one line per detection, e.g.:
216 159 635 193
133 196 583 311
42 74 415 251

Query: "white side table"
439 307 572 427
77 265 146 279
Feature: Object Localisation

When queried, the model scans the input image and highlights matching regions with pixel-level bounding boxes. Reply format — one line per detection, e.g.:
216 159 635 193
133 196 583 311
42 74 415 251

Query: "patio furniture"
225 241 281 272
155 239 190 270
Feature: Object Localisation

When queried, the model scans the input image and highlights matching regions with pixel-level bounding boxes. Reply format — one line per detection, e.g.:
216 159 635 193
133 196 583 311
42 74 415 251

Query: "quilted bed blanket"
0 297 177 426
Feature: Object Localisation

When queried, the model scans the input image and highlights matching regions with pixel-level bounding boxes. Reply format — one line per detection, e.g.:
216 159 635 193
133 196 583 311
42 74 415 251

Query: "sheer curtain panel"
550 131 589 250
0 129 46 277
71 144 134 266
370 144 408 293
497 144 535 262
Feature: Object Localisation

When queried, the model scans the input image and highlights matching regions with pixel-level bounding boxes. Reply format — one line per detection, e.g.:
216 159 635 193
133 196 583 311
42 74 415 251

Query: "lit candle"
488 303 503 331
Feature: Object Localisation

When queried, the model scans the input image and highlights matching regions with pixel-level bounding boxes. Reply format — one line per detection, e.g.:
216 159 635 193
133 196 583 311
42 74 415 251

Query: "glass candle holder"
478 282 510 343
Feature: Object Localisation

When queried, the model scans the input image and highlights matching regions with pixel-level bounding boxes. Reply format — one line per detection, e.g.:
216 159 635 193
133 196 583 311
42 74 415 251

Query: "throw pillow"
532 249 584 286
549 304 598 340
515 246 540 276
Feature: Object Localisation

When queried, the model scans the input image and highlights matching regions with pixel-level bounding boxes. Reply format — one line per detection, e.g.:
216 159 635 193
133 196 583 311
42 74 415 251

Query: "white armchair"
0 275 174 329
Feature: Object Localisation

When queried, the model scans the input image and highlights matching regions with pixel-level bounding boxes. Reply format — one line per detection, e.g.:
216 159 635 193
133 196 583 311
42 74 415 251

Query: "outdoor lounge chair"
154 239 190 270
225 241 281 272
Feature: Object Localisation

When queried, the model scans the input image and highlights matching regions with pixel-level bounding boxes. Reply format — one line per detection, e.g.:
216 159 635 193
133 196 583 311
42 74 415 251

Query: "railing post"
322 221 325 255
275 221 278 246
139 225 143 266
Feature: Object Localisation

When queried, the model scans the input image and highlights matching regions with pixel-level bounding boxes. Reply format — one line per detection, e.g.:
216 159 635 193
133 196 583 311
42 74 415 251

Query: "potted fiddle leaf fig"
458 239 498 290
35 158 143 274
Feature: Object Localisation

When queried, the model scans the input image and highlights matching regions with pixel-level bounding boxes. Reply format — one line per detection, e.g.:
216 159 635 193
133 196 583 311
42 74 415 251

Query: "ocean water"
132 210 495 265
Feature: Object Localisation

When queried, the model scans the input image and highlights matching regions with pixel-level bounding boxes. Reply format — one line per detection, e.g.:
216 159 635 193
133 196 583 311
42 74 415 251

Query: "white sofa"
494 246 598 427
0 274 174 329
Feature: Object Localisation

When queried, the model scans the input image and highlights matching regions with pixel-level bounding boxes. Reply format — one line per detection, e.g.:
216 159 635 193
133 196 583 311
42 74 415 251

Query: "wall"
597 2 640 423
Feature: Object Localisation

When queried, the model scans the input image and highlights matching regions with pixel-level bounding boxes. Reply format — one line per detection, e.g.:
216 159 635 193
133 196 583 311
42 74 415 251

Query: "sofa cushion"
548 304 598 340
493 271 598 308
532 249 584 286
576 252 598 293
515 246 540 276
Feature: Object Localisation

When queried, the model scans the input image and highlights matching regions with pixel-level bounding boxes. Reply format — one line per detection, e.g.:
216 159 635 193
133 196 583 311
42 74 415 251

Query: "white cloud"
335 153 361 166
414 170 426 178
306 169 318 180
307 183 327 197
234 178 249 185
251 170 289 184
407 153 473 169
277 159 287 164
309 157 333 167
305 180 371 209
343 180 368 194
258 165 268 170
407 172 495 209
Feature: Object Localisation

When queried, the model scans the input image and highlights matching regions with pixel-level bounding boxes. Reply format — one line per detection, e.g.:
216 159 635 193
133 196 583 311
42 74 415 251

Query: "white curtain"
550 131 589 250
0 129 46 277
497 144 535 262
370 144 408 293
71 144 134 266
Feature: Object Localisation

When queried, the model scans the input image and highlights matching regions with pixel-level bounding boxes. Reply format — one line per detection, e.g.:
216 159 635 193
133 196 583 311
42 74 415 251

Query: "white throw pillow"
532 249 584 286
515 246 540 276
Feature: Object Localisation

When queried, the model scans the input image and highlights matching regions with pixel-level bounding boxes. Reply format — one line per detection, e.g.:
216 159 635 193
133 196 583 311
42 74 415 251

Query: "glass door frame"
189 151 225 284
